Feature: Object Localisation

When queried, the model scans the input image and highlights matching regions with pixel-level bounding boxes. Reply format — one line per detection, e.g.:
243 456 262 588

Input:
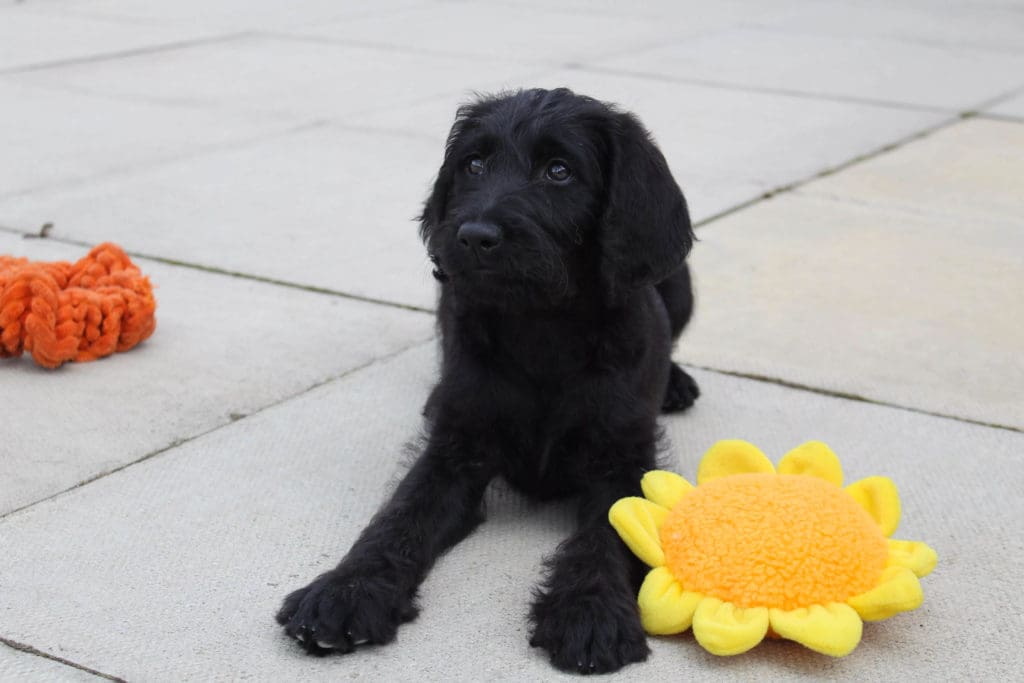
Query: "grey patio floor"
1 1 1022 681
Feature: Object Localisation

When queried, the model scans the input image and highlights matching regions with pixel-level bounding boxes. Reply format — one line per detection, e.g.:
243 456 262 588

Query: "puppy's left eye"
545 160 572 183
466 155 486 176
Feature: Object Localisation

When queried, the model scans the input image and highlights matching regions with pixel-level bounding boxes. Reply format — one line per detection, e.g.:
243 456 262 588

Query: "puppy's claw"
276 569 418 657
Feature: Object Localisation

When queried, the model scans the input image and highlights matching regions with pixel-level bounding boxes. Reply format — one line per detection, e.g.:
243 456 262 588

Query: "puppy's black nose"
457 221 502 254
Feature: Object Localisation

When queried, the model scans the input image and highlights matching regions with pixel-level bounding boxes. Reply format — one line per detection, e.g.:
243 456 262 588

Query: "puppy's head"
421 88 692 309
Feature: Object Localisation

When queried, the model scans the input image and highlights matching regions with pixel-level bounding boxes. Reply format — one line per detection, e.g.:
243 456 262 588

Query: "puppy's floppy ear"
419 140 458 244
599 112 693 299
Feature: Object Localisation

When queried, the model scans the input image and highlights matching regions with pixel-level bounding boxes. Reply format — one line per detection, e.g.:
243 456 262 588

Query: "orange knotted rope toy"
0 242 156 368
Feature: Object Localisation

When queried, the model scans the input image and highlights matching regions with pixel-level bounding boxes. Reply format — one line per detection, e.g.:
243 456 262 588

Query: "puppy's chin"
445 266 576 311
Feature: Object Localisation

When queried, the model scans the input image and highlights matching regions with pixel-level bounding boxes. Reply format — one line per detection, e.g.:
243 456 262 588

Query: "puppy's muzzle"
457 221 503 262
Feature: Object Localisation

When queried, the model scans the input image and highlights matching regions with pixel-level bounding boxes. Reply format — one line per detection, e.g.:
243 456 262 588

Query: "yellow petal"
637 567 703 635
608 497 667 568
697 440 775 485
777 441 844 487
641 470 694 510
845 476 901 536
887 539 938 577
691 597 769 656
768 603 862 657
847 566 923 621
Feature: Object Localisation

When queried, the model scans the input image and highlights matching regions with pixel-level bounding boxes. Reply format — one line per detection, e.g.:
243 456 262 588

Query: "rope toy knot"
0 242 157 368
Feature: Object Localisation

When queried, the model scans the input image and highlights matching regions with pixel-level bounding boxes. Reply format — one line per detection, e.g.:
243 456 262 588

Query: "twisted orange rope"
0 242 156 368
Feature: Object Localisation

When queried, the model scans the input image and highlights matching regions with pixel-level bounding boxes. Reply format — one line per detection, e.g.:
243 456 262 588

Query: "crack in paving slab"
0 637 124 682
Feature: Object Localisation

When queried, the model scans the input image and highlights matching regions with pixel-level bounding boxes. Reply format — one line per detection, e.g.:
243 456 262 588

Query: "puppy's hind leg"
656 264 700 413
663 363 700 413
655 263 693 341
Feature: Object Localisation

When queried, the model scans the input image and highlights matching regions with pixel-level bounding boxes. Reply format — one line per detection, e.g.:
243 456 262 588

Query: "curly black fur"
277 88 699 674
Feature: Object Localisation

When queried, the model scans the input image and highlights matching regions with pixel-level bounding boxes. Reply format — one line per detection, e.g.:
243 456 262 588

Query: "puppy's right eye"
466 156 485 176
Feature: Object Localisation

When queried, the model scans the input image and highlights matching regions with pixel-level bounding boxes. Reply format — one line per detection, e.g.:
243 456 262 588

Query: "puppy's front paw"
276 568 418 654
529 590 649 674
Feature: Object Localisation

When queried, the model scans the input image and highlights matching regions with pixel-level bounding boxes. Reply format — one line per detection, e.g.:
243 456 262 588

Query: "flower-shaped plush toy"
609 440 937 657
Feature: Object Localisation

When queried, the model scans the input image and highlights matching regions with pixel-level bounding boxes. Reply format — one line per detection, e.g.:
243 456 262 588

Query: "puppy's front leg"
530 478 650 674
276 442 494 653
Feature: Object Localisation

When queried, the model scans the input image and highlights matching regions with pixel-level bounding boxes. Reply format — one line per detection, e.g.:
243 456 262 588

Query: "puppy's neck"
441 287 653 382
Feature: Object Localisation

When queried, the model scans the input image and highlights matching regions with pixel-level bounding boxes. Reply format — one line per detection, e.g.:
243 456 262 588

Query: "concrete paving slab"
36 0 425 32
0 645 102 682
0 5 229 73
504 0 806 22
597 26 1024 110
0 233 434 515
0 124 443 310
0 80 299 198
681 188 1023 430
748 0 1024 53
281 3 686 65
695 117 1024 430
10 34 543 121
800 117 1024 228
347 69 948 224
0 343 1020 680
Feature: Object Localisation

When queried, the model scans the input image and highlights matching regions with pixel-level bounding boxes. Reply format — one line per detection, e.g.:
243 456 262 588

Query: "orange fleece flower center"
660 473 889 610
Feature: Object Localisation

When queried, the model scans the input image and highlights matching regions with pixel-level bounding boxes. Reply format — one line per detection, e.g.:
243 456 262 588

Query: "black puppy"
277 88 699 674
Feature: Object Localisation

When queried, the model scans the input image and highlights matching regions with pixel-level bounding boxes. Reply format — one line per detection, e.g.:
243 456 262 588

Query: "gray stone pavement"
1 1 1022 681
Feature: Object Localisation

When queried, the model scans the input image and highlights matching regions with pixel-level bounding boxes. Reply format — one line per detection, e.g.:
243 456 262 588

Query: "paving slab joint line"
337 63 559 124
692 111 965 229
568 63 958 115
735 20 1024 57
0 31 255 77
2 119 339 202
0 335 437 522
688 82 1024 229
0 637 124 682
687 363 1022 434
258 29 526 66
261 27 693 72
979 80 1024 108
971 111 1024 125
2 113 455 201
0 226 436 316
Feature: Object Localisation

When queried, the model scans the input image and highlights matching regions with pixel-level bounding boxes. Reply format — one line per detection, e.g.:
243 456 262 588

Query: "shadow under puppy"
277 87 699 674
